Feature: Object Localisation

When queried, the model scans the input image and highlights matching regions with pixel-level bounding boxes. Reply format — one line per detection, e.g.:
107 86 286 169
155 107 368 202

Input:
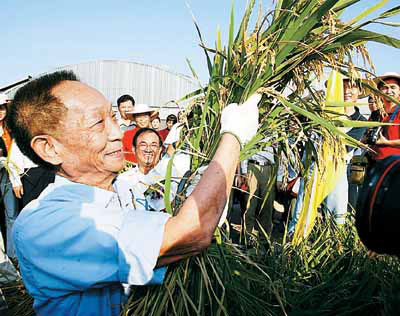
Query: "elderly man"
8 70 260 316
116 94 136 131
122 103 154 163
371 72 400 159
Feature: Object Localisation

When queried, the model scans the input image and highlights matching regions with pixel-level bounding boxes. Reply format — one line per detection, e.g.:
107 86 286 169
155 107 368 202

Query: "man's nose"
108 118 123 140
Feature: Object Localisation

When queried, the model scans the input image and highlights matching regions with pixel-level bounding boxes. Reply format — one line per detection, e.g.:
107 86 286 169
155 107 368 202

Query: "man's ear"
31 135 63 166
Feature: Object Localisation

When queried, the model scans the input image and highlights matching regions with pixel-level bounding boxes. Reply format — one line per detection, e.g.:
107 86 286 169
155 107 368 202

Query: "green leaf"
227 1 235 76
275 0 338 66
234 0 255 45
163 153 176 215
347 0 388 25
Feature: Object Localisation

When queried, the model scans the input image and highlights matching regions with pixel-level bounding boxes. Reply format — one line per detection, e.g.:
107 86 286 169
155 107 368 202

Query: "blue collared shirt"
13 175 170 316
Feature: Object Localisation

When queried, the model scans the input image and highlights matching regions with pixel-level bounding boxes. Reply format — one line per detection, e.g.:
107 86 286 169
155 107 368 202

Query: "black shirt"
346 107 368 152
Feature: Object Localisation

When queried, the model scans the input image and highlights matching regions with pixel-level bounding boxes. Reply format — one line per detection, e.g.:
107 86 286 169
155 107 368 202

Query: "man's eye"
94 120 104 127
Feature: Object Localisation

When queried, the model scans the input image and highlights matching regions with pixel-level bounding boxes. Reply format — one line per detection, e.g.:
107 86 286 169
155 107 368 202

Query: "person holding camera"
370 72 400 160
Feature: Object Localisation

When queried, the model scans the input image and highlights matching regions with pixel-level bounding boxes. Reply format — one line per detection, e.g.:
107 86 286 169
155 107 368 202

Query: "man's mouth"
106 148 123 158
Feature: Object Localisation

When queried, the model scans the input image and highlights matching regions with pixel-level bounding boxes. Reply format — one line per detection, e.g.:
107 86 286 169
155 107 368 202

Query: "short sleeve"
118 210 170 285
13 193 170 298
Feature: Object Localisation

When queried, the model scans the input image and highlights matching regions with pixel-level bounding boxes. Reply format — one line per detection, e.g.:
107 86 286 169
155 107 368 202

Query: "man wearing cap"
117 94 136 132
8 70 261 316
122 103 154 163
371 72 400 159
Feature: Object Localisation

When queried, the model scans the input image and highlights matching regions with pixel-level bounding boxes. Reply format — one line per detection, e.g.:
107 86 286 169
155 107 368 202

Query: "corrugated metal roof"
54 60 199 119
5 60 200 120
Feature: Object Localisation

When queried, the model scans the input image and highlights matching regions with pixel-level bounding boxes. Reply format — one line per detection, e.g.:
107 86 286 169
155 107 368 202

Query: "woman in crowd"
159 114 177 141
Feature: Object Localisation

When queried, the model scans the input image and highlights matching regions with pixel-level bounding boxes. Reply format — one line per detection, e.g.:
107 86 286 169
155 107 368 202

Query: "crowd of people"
0 69 399 315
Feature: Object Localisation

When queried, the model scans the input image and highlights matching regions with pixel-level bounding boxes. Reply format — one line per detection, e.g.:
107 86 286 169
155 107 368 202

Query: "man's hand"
13 185 24 199
375 133 400 148
375 131 388 145
220 93 261 145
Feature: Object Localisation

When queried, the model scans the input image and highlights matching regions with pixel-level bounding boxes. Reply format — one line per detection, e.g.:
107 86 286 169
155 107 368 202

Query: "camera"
365 126 382 145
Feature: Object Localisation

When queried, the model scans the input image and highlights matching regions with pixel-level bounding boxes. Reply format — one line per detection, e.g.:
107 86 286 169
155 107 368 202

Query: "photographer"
370 72 400 160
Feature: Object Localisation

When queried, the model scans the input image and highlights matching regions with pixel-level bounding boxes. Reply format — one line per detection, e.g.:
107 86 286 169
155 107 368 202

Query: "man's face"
151 118 160 130
343 80 360 103
134 131 162 171
166 120 174 130
52 81 124 178
380 79 400 107
368 97 378 112
118 100 134 120
134 113 151 128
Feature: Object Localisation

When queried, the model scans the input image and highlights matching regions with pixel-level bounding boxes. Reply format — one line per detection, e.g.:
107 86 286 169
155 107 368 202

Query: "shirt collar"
53 175 119 207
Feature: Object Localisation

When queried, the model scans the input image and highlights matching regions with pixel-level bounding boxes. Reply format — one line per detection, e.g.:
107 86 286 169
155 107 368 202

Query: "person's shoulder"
123 127 139 137
157 129 168 141
118 166 140 182
164 123 184 145
14 184 80 241
359 113 368 121
395 107 400 119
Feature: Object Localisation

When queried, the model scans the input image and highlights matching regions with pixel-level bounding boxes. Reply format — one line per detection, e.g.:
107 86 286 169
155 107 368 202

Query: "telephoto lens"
356 156 400 258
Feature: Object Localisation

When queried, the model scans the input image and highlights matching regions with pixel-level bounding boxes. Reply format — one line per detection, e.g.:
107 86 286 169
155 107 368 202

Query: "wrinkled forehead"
137 131 159 143
52 81 112 124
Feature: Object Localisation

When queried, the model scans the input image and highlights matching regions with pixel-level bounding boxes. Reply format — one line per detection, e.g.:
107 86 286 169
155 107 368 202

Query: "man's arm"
156 93 261 265
157 133 240 265
375 134 400 147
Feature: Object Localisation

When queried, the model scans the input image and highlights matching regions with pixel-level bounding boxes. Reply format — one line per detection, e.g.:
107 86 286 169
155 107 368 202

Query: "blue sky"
1 0 399 88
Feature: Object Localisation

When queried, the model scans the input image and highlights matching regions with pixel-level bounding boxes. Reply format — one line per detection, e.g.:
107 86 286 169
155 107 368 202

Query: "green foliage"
122 216 400 316
3 217 400 316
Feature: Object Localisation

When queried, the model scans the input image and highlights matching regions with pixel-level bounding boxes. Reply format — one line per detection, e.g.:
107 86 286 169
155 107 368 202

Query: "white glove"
220 93 261 146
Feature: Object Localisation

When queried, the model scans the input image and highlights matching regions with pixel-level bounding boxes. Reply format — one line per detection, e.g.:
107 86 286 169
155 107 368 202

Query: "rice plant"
122 1 400 315
2 1 400 315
